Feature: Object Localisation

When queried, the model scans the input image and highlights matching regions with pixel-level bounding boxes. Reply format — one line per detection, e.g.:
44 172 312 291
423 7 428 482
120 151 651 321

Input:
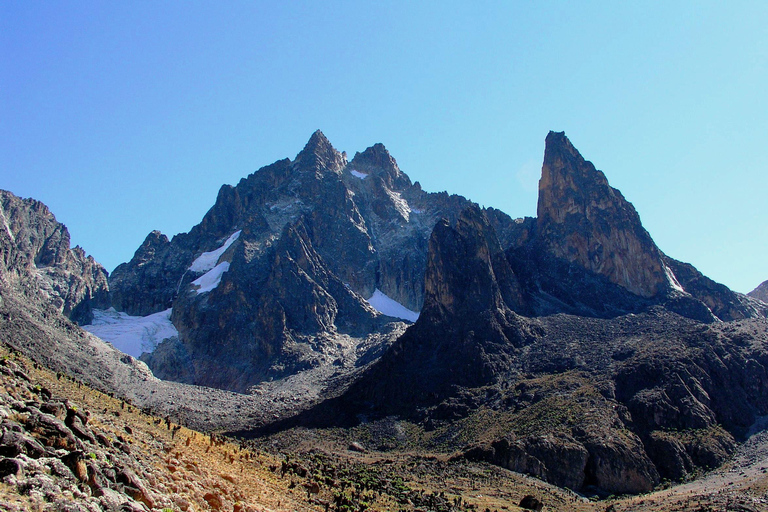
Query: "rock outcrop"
341 206 537 416
536 131 670 299
0 190 109 324
508 132 764 323
749 280 768 303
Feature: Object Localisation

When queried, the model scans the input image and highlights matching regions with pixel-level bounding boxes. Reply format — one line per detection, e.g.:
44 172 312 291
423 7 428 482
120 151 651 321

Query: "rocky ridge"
0 190 109 325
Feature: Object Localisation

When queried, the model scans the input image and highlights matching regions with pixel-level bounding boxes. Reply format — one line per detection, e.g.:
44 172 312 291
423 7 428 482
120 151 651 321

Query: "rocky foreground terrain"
2 344 768 511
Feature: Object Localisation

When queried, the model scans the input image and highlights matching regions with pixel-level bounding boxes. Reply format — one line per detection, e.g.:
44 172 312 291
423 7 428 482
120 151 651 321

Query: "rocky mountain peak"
0 189 109 324
349 143 410 190
293 129 346 174
749 280 768 303
536 131 668 298
136 230 169 264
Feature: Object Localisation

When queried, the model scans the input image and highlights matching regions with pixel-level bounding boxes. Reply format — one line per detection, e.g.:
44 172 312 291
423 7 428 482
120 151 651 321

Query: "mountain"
4 130 768 499
283 132 768 494
108 130 481 392
508 131 766 322
749 280 768 303
105 130 767 396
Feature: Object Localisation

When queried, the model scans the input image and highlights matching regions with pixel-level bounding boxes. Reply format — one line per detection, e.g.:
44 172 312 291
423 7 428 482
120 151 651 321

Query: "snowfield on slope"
189 230 241 272
84 308 178 358
191 261 230 294
367 289 419 322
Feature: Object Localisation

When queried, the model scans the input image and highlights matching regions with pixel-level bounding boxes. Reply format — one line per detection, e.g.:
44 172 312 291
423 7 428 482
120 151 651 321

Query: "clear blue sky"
1 1 766 293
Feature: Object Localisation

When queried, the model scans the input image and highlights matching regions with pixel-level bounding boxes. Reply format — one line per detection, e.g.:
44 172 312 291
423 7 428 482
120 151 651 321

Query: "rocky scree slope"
0 347 343 512
0 190 109 325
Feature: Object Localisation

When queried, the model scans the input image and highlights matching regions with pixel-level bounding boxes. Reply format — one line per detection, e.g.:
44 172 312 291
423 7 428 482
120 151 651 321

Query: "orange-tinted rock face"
536 131 668 298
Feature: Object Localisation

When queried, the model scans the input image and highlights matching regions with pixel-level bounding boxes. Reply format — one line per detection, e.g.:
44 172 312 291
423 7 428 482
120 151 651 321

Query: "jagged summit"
349 143 410 190
293 129 346 174
537 131 669 298
422 205 524 318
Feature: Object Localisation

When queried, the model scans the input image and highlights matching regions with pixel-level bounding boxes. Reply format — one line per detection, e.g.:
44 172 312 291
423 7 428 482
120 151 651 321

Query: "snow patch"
385 188 411 221
664 265 686 293
350 170 368 179
367 289 419 322
192 261 230 294
0 207 14 242
189 230 241 273
83 308 177 358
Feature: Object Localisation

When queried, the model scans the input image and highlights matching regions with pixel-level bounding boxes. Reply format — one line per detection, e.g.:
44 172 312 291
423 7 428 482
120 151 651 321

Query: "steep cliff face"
507 131 762 323
0 190 109 324
109 231 191 316
146 218 381 392
536 131 670 299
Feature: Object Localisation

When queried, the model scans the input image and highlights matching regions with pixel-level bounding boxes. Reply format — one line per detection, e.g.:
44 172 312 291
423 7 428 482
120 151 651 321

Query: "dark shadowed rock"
341 206 536 415
519 495 543 511
0 457 23 478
